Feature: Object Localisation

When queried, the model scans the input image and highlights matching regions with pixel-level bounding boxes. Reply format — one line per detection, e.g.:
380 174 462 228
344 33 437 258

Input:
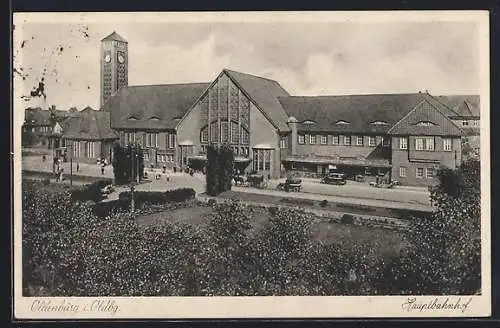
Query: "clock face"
104 54 111 63
118 54 125 63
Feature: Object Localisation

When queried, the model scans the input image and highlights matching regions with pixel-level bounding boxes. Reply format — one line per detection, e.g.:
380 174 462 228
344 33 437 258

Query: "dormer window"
302 120 316 125
370 121 388 125
149 116 160 121
128 116 138 121
415 121 437 127
335 120 350 125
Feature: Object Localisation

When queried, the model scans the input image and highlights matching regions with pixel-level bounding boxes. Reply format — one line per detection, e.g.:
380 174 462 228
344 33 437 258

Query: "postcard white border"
12 10 491 319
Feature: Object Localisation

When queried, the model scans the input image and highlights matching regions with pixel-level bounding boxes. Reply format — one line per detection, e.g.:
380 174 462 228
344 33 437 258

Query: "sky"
12 13 483 111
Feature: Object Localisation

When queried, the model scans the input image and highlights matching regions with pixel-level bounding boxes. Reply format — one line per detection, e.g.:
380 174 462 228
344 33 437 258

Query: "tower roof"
101 31 128 43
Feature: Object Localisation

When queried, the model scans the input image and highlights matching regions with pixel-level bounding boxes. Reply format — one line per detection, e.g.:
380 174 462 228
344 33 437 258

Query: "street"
22 151 432 211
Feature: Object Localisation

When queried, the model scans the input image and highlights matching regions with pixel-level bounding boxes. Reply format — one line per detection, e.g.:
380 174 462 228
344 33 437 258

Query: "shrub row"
118 188 196 208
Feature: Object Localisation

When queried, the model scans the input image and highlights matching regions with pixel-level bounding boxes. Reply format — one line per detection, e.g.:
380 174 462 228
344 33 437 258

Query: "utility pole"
69 144 73 186
130 148 135 213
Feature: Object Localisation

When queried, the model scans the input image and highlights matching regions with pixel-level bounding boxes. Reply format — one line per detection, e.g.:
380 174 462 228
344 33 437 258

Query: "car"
276 177 302 192
321 173 347 185
100 184 115 197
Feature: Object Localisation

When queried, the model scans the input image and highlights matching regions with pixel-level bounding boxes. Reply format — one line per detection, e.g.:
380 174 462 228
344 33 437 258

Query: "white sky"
13 12 483 111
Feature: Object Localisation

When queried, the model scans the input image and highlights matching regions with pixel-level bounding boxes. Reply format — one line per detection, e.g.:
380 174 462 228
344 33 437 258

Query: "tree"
205 144 234 196
112 143 145 185
382 159 481 295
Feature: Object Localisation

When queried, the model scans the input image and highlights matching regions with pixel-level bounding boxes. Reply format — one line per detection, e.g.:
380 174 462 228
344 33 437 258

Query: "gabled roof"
101 31 127 43
435 95 480 116
455 101 475 116
387 100 464 136
62 110 118 140
224 69 291 132
25 109 52 126
102 83 210 130
278 93 428 134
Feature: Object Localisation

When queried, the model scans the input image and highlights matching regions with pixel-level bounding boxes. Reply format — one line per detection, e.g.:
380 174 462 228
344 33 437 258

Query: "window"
310 135 316 144
462 121 469 126
415 137 434 151
280 137 287 149
399 166 407 177
425 137 434 151
241 128 250 145
73 141 81 157
320 135 327 145
146 133 158 147
416 167 424 178
399 137 407 150
344 135 351 146
426 167 435 178
369 136 376 147
298 135 305 144
144 153 149 161
370 121 388 125
335 120 350 125
416 121 436 127
87 142 95 158
167 133 176 149
356 136 364 146
220 121 229 143
382 136 390 147
253 149 272 171
443 138 452 151
332 135 339 145
201 127 209 143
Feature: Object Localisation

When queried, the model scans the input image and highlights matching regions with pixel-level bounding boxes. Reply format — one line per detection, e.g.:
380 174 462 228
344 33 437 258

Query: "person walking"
76 162 80 172
101 163 105 175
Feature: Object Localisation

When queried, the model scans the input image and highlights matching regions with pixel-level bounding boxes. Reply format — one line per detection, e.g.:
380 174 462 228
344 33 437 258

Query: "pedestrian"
76 162 79 172
101 164 105 175
42 155 46 162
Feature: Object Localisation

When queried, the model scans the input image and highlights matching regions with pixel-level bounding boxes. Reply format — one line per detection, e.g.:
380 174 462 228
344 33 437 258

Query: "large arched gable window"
200 120 249 145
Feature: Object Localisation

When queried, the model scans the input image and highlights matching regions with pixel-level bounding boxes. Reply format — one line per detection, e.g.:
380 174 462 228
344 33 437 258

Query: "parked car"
276 177 302 192
321 173 347 185
100 184 115 198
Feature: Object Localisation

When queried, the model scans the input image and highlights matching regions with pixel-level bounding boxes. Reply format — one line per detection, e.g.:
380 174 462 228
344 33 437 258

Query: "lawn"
217 190 429 219
136 202 407 259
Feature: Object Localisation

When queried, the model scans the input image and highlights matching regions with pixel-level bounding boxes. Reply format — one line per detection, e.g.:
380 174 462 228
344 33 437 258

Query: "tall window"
253 149 272 171
462 121 469 126
310 135 316 144
399 166 407 177
167 133 176 149
201 127 209 143
344 135 351 146
280 137 287 149
146 133 158 147
298 135 305 144
443 138 452 151
415 137 424 150
87 141 95 158
426 167 435 178
356 136 364 146
220 121 229 143
399 137 408 150
73 141 81 157
332 135 339 145
382 136 390 146
425 137 435 151
368 136 376 147
241 128 250 145
416 167 424 178
320 135 327 145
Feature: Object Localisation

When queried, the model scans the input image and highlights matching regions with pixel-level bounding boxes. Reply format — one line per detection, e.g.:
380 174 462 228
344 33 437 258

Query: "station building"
99 31 479 187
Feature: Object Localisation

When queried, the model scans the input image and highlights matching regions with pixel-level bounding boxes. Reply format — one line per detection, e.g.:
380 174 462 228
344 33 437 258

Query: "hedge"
118 188 196 208
70 178 113 203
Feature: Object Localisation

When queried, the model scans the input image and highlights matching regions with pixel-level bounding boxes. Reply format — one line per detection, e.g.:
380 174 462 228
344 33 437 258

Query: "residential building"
50 108 118 163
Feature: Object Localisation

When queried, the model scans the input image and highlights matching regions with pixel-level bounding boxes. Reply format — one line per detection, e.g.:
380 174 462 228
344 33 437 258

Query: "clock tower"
100 31 128 108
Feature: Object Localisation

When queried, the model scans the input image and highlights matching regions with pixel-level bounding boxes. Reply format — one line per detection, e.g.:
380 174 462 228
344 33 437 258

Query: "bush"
207 198 217 207
268 206 278 216
319 200 328 207
341 214 355 224
112 143 145 185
